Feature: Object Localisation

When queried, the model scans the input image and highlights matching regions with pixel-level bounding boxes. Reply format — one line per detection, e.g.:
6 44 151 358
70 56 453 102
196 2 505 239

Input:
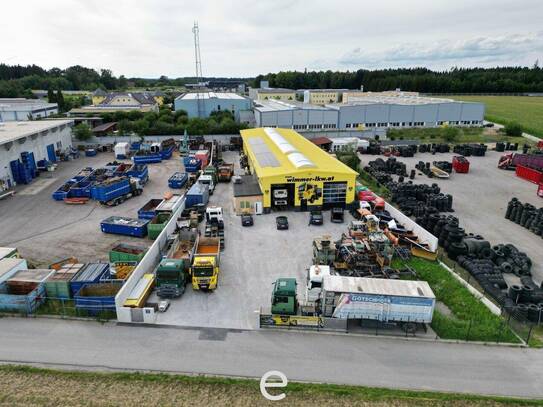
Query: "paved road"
1 318 542 398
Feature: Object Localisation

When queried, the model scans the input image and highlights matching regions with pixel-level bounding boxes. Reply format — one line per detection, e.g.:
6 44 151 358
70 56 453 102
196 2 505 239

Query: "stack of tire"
457 256 507 304
367 157 408 176
505 198 543 237
365 141 382 155
415 161 434 177
506 277 543 322
417 143 450 154
396 145 417 157
453 143 487 157
388 182 453 215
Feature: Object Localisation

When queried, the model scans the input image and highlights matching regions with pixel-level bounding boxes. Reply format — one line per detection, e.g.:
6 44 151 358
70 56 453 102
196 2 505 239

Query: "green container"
148 213 172 240
109 243 147 263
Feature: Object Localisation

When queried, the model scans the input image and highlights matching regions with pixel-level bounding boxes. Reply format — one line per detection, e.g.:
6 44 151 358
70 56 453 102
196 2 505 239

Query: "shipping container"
100 216 149 238
321 275 435 324
168 172 188 189
0 247 18 260
155 194 183 214
185 183 210 207
0 258 28 284
137 198 164 220
90 177 131 202
45 264 84 299
70 263 110 296
109 243 147 263
74 282 122 315
184 158 202 173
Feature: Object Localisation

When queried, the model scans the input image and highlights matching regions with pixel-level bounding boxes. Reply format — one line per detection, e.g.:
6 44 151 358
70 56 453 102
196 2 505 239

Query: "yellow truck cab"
191 237 220 291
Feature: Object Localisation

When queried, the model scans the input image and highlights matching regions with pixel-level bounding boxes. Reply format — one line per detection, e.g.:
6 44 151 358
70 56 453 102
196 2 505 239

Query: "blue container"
137 198 164 220
133 153 162 164
70 263 110 297
74 282 122 315
85 149 97 157
126 164 149 184
168 172 188 189
130 142 141 151
184 158 202 173
185 183 210 207
160 145 175 160
91 178 131 202
100 216 149 238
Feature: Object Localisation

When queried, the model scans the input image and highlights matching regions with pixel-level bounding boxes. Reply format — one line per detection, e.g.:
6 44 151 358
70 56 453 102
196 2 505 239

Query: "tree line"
253 66 543 93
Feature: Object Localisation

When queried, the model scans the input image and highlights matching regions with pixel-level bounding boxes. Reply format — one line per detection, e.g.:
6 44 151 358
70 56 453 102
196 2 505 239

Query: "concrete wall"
115 196 186 323
0 124 73 185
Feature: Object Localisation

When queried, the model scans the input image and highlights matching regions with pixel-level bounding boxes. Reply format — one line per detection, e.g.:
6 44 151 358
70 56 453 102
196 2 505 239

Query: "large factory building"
240 127 357 213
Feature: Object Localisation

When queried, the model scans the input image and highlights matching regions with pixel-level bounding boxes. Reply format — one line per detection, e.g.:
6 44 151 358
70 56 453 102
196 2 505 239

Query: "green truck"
155 259 186 298
271 278 298 315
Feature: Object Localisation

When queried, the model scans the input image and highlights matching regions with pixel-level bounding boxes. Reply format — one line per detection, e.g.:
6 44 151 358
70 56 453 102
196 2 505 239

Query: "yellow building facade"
257 91 296 101
240 127 357 212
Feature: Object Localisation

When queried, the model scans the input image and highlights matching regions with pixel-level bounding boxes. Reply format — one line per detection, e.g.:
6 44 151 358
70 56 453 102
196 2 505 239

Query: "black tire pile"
505 198 543 237
418 143 450 153
414 161 452 178
366 141 382 155
433 161 453 173
387 182 454 216
495 142 519 152
416 210 540 321
366 157 408 176
452 143 487 157
395 145 417 157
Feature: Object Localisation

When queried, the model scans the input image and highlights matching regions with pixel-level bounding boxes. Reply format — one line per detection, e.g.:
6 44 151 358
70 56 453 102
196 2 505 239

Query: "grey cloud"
340 32 543 68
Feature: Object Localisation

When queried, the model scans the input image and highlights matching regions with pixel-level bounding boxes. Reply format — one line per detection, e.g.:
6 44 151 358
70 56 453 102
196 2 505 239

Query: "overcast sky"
1 0 542 78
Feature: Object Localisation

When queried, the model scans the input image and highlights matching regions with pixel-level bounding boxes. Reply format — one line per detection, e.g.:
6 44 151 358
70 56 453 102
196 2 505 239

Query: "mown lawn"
1 365 542 406
449 95 543 138
394 258 520 344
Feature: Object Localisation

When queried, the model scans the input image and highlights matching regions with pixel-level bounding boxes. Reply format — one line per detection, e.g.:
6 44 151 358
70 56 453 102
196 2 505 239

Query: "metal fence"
0 296 117 321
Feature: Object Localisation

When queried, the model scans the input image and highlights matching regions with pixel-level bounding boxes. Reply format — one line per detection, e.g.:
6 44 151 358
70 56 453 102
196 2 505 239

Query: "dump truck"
155 259 186 298
218 163 234 182
167 230 199 271
191 237 220 291
91 177 143 206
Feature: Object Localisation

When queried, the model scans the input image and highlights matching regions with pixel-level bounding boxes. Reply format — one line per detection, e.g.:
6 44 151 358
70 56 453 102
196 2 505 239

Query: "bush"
504 122 523 137
443 126 460 142
73 123 92 141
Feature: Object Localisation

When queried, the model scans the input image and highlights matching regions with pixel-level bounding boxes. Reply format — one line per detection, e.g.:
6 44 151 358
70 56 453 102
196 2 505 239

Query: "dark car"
331 207 344 223
241 214 254 227
276 216 289 230
309 210 323 225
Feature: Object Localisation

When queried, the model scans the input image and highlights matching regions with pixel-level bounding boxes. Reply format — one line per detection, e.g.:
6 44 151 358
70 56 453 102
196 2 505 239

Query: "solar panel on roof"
248 137 279 168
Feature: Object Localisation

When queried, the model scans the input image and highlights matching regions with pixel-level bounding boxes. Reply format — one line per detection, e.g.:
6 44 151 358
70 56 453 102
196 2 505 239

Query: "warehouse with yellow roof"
239 127 358 213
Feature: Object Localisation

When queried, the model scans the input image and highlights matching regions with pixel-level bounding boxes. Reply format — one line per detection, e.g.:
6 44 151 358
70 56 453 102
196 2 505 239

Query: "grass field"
1 365 542 406
449 95 543 138
387 126 526 145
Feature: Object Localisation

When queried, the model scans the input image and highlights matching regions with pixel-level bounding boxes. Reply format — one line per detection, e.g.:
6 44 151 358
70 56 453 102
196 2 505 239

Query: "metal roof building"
0 98 58 122
253 95 485 137
174 92 251 120
240 127 357 212
0 120 73 188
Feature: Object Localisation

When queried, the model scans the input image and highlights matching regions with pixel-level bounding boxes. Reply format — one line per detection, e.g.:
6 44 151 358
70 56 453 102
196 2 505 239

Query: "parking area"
153 151 352 330
359 150 543 284
0 152 185 265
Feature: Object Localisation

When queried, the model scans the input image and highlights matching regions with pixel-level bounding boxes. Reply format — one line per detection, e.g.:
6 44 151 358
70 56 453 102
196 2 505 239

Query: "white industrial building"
0 98 58 121
253 94 484 137
0 120 73 189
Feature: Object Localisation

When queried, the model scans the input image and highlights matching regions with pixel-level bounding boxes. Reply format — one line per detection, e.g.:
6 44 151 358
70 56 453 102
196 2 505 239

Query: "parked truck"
155 259 186 298
198 174 215 195
91 177 143 206
217 163 234 182
191 237 220 291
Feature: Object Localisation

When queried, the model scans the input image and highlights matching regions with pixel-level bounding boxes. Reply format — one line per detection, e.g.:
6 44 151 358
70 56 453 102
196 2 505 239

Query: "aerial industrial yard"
2 2 543 404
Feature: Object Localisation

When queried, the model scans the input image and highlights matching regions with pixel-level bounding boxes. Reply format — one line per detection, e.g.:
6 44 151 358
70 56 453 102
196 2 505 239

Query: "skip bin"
168 172 188 189
100 216 149 238
148 213 172 240
137 198 164 220
74 282 122 315
109 243 147 263
185 183 210 207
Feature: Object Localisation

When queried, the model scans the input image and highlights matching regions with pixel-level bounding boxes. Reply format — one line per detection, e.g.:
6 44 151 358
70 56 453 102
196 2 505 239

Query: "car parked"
241 214 254 227
276 216 289 230
309 210 323 225
331 207 344 223
158 300 170 312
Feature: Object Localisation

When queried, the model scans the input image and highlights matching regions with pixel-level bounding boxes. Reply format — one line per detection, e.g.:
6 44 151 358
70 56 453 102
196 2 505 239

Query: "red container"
516 164 543 184
358 190 377 202
538 183 543 198
452 156 470 173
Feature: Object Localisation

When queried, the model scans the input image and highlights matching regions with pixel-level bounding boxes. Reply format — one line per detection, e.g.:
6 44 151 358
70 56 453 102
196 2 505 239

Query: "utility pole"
192 21 205 118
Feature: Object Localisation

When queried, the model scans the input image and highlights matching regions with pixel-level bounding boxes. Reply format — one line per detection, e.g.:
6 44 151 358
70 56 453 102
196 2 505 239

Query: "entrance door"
46 144 56 162
254 201 263 215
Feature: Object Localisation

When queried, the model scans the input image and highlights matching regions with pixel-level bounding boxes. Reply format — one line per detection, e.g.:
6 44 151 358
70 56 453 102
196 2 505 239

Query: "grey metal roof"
322 275 435 299
233 175 262 197
0 120 74 146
